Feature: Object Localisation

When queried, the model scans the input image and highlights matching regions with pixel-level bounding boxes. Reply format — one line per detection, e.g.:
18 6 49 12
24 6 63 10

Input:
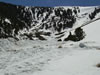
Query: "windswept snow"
34 50 100 75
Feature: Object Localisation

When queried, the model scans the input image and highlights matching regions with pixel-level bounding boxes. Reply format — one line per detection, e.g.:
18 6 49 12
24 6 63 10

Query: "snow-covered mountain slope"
0 14 100 75
0 2 100 75
0 2 100 41
31 13 100 75
83 20 100 42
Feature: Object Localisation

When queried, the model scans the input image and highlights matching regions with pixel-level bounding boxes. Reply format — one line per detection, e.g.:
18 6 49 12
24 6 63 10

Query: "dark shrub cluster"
0 2 78 41
53 7 76 32
64 27 85 41
89 7 100 20
0 2 31 38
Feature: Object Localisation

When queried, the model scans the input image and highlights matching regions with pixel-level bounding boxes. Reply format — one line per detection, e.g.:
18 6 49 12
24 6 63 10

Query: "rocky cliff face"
0 2 100 41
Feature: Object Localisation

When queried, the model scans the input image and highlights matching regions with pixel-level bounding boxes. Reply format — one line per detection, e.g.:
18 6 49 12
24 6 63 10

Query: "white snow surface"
0 7 100 75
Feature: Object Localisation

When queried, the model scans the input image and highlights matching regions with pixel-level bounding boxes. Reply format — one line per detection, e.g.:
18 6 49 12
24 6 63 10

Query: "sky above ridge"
0 0 100 7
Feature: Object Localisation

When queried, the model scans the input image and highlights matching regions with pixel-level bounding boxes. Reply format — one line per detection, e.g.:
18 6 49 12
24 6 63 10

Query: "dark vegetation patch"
64 27 86 42
96 63 100 68
89 7 100 20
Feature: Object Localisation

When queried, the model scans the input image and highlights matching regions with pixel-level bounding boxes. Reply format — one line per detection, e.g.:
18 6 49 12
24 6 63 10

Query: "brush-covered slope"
0 2 100 41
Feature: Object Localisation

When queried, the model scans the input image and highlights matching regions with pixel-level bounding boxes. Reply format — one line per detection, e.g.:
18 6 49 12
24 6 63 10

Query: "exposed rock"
79 43 87 48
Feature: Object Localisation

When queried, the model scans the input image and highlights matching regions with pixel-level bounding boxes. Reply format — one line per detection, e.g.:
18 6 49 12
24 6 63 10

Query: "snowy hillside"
33 18 100 75
0 2 100 41
0 15 100 75
0 2 100 75
83 20 100 42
